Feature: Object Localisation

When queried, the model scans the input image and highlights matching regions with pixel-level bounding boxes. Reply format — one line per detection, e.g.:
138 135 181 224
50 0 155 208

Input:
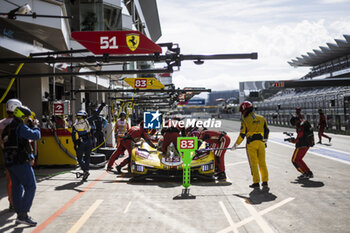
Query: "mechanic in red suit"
186 126 200 137
198 130 231 180
317 109 331 144
288 116 315 179
107 122 156 173
161 118 185 153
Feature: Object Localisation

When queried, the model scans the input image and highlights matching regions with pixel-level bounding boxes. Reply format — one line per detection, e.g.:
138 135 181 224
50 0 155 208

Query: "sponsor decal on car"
161 156 183 166
136 150 149 159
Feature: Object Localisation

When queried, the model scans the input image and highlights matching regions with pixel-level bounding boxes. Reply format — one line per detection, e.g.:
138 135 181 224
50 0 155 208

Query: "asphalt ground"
0 119 349 233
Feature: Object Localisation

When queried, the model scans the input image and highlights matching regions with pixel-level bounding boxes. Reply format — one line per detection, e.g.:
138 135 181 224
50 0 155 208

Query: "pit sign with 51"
71 31 162 55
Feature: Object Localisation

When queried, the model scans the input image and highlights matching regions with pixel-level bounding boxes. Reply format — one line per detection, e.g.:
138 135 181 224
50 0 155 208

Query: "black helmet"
119 112 126 118
290 116 299 126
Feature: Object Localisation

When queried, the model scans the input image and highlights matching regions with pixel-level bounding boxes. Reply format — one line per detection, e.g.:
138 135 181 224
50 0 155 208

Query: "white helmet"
6 99 22 113
76 110 87 118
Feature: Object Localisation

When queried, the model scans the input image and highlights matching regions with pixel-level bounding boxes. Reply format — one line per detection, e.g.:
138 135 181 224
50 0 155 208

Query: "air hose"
0 61 25 103
47 119 77 161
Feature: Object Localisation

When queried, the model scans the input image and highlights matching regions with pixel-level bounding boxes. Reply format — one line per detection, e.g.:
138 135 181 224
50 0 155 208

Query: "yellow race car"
130 140 215 179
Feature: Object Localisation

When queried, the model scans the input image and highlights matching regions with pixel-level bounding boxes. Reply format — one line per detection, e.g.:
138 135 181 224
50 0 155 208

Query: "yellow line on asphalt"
66 199 104 233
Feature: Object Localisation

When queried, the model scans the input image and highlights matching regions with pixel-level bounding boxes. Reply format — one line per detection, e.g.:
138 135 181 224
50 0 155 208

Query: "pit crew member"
115 112 129 147
317 109 331 144
72 110 93 181
288 116 315 179
107 122 156 173
161 118 185 154
2 106 41 226
233 101 269 189
0 99 22 210
198 130 231 180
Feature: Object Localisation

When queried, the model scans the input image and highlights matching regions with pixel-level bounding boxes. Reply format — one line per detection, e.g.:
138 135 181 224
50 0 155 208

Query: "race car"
130 140 215 179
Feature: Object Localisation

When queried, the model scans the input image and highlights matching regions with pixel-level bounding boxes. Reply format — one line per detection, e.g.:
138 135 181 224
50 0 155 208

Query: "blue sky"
156 0 350 97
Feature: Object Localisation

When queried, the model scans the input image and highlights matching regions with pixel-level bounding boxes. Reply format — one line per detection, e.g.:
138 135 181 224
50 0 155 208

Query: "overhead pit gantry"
0 30 258 113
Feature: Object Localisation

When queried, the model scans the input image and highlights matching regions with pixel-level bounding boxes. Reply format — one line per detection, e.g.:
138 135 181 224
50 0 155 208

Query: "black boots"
249 183 260 188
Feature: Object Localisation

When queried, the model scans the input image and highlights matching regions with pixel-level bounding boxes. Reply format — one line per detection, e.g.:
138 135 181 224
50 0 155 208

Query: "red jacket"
294 120 314 148
126 126 151 143
318 114 327 128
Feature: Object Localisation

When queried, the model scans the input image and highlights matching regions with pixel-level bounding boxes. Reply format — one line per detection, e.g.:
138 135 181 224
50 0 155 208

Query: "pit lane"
1 119 350 233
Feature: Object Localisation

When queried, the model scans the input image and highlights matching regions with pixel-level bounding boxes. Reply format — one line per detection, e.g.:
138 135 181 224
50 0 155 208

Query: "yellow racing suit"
235 112 269 184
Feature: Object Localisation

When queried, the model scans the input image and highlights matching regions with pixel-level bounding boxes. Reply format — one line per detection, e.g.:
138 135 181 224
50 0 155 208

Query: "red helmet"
239 101 253 113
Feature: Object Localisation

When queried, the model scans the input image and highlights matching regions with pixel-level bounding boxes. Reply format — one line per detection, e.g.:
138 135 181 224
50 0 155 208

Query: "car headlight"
138 165 144 172
132 163 144 172
136 164 144 172
202 160 214 171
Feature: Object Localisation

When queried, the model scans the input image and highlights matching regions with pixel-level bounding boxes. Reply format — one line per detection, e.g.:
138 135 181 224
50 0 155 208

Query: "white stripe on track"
123 201 132 214
269 139 350 165
66 199 103 233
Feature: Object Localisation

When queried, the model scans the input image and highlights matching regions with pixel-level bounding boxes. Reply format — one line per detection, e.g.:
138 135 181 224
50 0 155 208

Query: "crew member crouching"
198 130 231 180
161 118 185 154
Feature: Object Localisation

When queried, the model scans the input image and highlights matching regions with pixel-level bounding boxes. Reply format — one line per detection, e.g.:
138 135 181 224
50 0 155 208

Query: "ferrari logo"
126 34 140 51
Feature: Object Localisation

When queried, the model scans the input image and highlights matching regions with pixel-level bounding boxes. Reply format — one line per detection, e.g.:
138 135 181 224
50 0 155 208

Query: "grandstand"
254 35 350 133
207 90 239 106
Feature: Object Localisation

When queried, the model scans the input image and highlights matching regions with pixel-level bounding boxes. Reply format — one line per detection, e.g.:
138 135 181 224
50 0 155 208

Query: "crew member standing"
72 110 93 181
93 113 107 147
233 101 269 189
107 122 156 173
115 112 129 147
198 130 231 180
317 109 331 144
0 99 22 210
2 106 41 226
288 116 315 179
